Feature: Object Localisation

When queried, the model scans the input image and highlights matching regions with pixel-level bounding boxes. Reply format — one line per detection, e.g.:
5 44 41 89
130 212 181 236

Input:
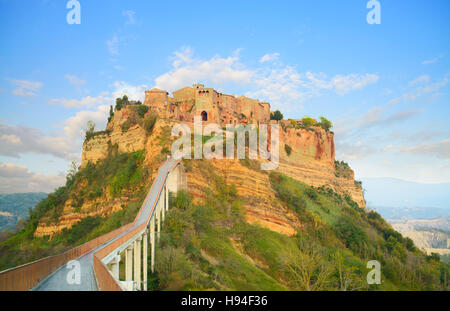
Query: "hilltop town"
144 83 270 125
30 84 366 238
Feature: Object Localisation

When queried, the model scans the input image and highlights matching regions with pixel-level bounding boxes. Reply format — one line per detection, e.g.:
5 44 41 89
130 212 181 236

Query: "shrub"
161 147 170 155
284 144 292 156
317 116 332 131
136 105 149 118
115 95 129 111
143 115 157 133
301 116 316 127
335 216 368 255
108 105 114 123
270 110 283 121
171 190 193 210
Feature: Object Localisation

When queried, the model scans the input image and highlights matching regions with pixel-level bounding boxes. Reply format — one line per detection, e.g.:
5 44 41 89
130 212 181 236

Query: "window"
201 111 208 121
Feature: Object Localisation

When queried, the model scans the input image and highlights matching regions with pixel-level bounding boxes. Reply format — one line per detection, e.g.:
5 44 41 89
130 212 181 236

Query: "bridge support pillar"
157 202 161 243
134 237 142 290
161 195 165 222
125 245 133 282
165 185 169 212
150 216 155 273
107 254 121 280
143 230 148 291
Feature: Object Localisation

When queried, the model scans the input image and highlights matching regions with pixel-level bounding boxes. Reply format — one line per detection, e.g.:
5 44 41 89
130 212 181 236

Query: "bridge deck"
34 160 176 291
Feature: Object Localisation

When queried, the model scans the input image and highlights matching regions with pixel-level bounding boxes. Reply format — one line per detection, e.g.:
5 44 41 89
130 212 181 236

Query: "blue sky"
0 0 449 193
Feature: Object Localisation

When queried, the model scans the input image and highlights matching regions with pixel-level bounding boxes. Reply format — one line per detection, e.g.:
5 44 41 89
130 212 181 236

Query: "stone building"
144 83 271 125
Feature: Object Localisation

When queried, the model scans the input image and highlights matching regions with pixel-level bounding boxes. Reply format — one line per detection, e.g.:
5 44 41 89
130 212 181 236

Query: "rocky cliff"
278 124 365 208
35 104 365 238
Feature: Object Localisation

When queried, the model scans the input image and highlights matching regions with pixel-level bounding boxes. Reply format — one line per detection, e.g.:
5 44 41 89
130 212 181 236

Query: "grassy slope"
151 160 449 291
0 110 173 271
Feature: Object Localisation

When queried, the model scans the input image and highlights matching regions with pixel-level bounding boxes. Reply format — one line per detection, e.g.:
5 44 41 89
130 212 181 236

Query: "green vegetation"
270 110 284 121
115 95 129 111
143 114 158 133
151 162 448 290
108 150 146 197
317 116 333 131
0 148 150 271
136 105 149 118
335 160 353 178
85 129 111 141
284 144 292 156
108 105 114 123
301 116 316 127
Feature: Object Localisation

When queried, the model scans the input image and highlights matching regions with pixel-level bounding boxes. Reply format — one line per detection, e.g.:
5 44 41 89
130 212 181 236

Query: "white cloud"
422 55 443 65
0 163 65 193
0 121 76 160
65 74 86 87
0 103 109 161
248 69 379 110
62 105 109 143
331 74 379 94
107 35 119 56
384 139 450 159
154 47 254 92
391 75 448 104
123 10 135 25
408 74 430 87
48 93 111 108
259 52 280 63
112 81 147 102
153 48 379 110
8 79 43 97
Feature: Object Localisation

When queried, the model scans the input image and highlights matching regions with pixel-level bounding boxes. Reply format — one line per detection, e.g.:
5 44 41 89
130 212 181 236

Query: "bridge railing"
0 222 134 291
0 160 176 291
93 161 178 291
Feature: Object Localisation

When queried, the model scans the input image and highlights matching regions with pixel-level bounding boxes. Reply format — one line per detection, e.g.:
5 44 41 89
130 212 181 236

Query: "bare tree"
84 120 96 139
280 244 333 291
335 253 366 291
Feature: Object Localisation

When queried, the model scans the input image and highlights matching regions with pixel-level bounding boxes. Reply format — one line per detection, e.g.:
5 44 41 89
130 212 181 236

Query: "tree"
318 116 333 131
335 252 366 291
270 110 284 121
84 120 96 139
301 116 316 127
115 95 129 111
66 160 79 186
280 241 333 291
108 105 114 123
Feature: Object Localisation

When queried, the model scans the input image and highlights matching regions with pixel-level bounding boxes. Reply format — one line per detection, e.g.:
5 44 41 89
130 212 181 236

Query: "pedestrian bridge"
0 159 186 291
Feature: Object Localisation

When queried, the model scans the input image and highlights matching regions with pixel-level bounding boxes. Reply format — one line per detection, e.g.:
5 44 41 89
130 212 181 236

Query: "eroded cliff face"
35 107 175 238
36 105 365 238
183 125 365 237
278 125 365 208
186 159 300 236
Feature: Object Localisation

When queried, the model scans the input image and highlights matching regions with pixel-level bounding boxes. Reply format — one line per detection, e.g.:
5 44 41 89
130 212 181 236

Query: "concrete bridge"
0 159 186 291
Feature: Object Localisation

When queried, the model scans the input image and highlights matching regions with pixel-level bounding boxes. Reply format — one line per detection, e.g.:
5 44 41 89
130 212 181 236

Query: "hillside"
0 95 448 290
389 218 450 262
0 193 47 232
150 159 448 290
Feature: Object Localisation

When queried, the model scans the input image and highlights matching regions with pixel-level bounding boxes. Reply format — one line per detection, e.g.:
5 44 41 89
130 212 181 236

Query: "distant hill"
0 193 48 232
389 217 450 262
361 177 450 218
